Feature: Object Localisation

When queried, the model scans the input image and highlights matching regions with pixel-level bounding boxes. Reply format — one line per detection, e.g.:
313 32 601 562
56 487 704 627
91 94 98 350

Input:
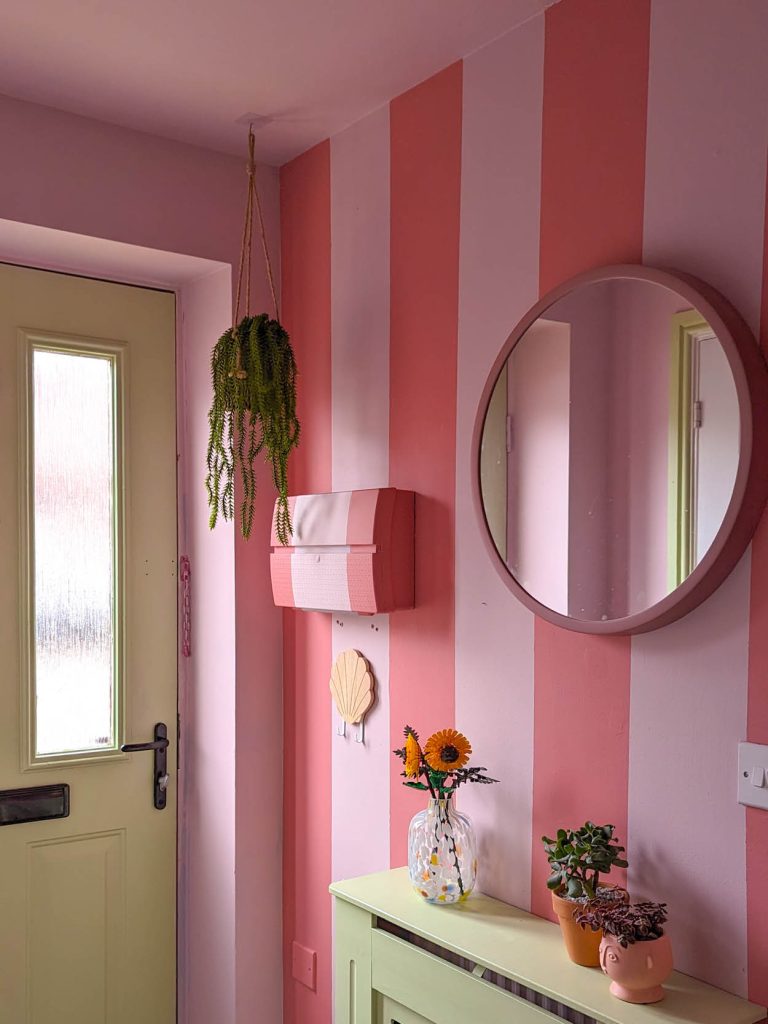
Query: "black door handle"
121 738 169 753
121 723 170 810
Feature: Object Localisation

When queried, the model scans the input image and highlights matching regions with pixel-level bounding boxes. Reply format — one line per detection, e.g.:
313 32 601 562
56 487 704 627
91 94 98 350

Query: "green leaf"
566 878 581 898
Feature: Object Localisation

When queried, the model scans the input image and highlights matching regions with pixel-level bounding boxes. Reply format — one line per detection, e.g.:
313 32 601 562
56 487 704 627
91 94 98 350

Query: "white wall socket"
738 742 768 810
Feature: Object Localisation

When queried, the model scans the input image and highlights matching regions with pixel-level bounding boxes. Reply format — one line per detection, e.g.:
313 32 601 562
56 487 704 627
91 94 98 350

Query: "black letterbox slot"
0 784 70 826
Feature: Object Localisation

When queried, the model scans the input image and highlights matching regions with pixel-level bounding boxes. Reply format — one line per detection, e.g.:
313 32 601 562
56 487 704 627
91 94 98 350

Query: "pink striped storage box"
270 488 415 614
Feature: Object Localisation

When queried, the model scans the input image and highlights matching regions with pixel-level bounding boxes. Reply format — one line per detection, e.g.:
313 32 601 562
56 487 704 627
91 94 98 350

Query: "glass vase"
408 798 477 904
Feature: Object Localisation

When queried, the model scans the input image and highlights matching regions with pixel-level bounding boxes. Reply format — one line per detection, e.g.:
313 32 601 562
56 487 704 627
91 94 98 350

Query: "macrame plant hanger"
231 125 280 376
206 124 299 546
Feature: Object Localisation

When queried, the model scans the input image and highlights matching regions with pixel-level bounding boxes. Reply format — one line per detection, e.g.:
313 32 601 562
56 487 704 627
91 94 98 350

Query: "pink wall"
506 318 571 613
611 280 678 616
330 106 392 883
0 93 283 1023
546 278 680 619
281 0 768 1015
280 141 333 1024
553 284 614 619
531 0 648 920
388 63 462 867
630 0 768 998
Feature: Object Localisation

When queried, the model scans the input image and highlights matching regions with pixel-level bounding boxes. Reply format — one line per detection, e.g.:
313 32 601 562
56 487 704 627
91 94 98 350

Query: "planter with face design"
599 933 674 1003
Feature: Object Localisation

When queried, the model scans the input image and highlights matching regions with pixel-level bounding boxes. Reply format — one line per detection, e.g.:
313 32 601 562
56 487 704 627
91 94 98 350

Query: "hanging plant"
206 128 300 544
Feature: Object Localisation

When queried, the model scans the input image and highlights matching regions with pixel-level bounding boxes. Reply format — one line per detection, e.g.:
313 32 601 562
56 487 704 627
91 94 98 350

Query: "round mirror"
474 265 768 634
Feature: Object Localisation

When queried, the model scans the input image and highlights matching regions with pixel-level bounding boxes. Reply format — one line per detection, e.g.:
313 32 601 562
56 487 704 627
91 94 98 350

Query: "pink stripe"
631 0 768 995
346 487 381 545
182 270 237 1024
331 106 390 494
270 552 296 607
330 108 392 883
347 489 382 613
280 141 332 1024
531 0 649 920
331 616 390 878
629 567 750 990
747 165 768 1007
389 63 462 866
454 18 543 910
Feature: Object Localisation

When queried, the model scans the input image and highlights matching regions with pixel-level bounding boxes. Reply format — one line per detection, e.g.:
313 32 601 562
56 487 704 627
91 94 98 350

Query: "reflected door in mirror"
480 277 740 622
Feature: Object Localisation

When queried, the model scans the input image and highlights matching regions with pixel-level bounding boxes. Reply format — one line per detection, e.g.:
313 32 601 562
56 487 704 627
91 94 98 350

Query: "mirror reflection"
480 278 740 621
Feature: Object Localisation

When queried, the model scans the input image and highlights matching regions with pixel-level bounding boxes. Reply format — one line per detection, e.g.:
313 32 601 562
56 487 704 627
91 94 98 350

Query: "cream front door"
0 263 177 1023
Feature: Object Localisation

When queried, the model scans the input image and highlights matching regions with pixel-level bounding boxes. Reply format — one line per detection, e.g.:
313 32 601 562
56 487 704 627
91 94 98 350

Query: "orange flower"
423 729 471 772
405 732 421 777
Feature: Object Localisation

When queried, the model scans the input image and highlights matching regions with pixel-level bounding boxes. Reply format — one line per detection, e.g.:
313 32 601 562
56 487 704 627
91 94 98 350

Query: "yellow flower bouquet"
393 724 498 798
393 725 498 904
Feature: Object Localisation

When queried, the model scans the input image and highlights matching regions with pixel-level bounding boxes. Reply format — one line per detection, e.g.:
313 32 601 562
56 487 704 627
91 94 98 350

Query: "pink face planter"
599 933 674 1004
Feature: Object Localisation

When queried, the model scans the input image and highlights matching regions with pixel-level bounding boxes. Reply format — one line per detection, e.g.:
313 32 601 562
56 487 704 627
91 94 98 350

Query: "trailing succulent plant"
542 821 628 901
576 900 668 948
206 314 299 544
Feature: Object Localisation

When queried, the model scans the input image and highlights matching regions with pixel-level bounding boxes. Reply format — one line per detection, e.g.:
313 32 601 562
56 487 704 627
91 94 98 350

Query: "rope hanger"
233 125 279 350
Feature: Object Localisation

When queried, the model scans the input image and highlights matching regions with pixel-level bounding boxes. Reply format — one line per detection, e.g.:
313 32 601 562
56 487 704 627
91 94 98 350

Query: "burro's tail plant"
542 821 628 901
206 314 299 543
205 126 300 545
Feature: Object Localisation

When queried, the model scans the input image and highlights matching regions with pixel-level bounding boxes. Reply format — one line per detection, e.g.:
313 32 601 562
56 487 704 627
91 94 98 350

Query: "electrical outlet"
738 742 768 810
291 941 317 991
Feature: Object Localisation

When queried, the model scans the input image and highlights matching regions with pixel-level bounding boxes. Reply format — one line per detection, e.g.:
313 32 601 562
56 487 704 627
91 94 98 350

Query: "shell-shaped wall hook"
330 649 375 726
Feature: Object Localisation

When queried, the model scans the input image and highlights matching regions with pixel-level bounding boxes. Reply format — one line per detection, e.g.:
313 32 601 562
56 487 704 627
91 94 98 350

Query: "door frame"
0 229 232 1024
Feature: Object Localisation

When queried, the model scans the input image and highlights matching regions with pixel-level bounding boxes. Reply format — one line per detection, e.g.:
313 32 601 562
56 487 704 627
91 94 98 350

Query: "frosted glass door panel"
32 348 118 757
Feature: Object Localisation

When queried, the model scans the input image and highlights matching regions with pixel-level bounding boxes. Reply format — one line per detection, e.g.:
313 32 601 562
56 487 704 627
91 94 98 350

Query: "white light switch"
738 742 768 810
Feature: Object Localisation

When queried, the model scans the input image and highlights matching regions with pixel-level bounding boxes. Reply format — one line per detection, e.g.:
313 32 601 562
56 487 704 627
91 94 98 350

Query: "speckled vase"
408 798 477 904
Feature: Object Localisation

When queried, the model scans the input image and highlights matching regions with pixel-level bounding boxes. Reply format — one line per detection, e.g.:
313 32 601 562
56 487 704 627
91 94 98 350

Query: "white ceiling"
0 0 557 165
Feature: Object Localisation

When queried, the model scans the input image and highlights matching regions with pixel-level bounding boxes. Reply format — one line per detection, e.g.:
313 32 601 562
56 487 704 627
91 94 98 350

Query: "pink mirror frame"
472 264 768 635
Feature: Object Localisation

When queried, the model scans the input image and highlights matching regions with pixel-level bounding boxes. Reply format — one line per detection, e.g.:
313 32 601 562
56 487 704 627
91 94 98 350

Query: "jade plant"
542 821 628 901
576 900 668 948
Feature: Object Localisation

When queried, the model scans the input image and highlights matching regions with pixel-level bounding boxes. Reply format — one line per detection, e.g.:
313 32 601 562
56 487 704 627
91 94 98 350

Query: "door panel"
27 830 126 1022
0 263 177 1023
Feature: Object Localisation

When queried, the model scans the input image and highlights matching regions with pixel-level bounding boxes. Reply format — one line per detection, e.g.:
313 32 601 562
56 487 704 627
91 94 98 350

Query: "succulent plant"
576 900 668 948
542 821 628 901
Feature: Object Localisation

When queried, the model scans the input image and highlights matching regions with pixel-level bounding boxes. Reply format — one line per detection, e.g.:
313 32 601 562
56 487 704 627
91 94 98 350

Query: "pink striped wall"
530 0 650 920
0 92 284 1022
388 64 462 867
748 167 768 1008
455 16 542 911
629 0 768 996
280 1 768 1017
330 106 392 883
281 141 333 1024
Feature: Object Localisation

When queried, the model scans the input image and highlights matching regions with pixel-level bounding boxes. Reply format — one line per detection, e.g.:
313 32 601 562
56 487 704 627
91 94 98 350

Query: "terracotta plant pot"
599 933 673 1003
551 887 628 968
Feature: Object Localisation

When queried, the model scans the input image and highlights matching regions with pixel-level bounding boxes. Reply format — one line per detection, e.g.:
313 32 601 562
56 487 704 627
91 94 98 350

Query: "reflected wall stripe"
455 19 543 912
630 0 768 995
530 0 649 920
330 106 392 884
